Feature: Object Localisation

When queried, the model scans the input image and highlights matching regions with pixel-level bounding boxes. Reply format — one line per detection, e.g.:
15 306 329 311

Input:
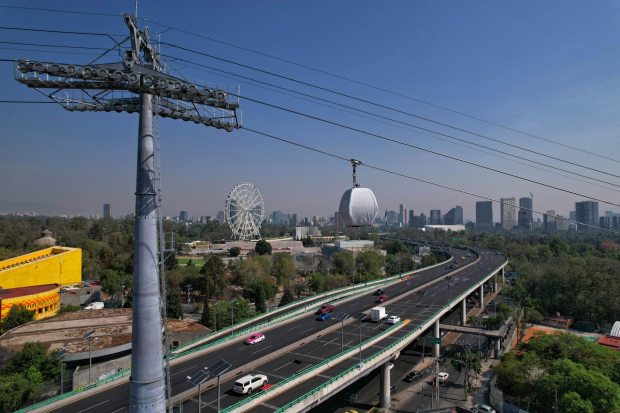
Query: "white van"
232 374 268 395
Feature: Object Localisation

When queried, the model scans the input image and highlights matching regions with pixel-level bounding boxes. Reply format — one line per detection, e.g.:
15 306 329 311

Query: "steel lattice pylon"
225 182 264 240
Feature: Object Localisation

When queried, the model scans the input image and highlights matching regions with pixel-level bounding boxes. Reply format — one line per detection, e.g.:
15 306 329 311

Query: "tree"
1 305 35 332
5 342 60 382
386 240 408 255
526 308 543 323
309 272 324 294
200 298 211 329
279 288 294 307
101 268 122 297
0 373 37 412
451 349 482 401
356 250 384 281
186 259 196 267
166 282 184 320
229 247 241 257
164 252 179 271
255 240 272 255
199 254 228 300
255 287 267 313
273 253 296 286
331 251 355 277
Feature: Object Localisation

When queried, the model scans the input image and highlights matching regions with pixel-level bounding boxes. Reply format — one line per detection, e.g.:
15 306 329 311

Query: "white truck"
371 307 387 322
85 302 104 310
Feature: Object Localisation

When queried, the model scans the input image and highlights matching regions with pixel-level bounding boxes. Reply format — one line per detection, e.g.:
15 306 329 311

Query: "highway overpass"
23 242 506 413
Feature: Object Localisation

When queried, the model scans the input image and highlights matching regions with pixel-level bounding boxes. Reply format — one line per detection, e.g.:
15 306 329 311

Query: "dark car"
374 289 385 296
315 304 335 315
377 295 388 303
404 371 423 383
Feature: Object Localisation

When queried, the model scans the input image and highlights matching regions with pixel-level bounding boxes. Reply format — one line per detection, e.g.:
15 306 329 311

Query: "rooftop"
0 284 58 300
597 334 620 351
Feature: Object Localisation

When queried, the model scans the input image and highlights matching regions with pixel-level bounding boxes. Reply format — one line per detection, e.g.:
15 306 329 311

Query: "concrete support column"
495 338 501 359
461 298 467 326
379 360 391 408
433 320 440 358
479 284 484 308
501 267 505 283
493 279 497 293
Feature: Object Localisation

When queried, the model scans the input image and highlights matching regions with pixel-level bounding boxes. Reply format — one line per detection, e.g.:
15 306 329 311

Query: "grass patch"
178 258 207 265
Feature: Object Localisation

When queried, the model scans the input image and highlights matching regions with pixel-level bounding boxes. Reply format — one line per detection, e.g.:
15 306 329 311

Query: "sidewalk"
468 358 499 407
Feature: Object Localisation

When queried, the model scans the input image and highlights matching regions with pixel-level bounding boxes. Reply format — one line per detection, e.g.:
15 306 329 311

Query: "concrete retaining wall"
72 355 131 390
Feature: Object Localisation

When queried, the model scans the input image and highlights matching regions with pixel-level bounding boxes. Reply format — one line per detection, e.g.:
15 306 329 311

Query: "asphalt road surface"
48 247 493 413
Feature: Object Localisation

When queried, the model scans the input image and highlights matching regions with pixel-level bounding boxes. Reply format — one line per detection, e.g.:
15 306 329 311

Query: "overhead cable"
243 127 619 235
234 93 620 208
162 53 620 190
161 41 620 179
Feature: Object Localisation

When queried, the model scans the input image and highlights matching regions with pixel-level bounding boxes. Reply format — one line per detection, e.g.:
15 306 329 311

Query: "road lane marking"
172 364 198 376
287 325 301 331
251 345 271 355
77 401 109 413
274 361 293 372
289 352 326 362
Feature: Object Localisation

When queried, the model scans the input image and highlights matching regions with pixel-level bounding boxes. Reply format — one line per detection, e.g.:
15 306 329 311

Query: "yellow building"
0 246 81 321
0 246 82 289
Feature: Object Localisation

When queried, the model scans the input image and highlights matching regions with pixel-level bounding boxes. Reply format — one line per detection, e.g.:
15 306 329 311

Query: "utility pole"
12 10 241 412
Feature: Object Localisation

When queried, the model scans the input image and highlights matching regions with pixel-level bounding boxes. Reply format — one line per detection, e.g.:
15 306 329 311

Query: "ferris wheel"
225 182 264 240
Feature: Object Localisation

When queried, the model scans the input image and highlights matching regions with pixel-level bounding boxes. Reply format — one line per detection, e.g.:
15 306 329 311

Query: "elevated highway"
27 242 506 413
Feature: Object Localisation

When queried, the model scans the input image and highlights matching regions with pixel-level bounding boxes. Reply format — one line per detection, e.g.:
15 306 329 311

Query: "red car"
483 309 490 314
377 295 388 303
316 304 335 315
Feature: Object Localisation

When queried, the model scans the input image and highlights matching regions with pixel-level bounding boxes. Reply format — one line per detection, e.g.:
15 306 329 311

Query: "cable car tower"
12 12 241 413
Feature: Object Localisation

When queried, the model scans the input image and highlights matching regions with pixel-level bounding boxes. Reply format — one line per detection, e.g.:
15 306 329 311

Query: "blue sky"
1 1 620 221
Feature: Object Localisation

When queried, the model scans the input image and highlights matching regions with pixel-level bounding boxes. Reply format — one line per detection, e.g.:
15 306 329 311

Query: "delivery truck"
85 302 104 310
371 307 387 322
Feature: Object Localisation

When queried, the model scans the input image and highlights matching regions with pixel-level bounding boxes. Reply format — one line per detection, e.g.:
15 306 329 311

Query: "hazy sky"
1 1 620 221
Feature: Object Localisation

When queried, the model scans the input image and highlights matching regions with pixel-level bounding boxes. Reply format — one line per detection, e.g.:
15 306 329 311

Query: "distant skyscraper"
403 208 408 225
605 211 614 218
600 216 611 230
217 210 225 222
612 216 620 230
180 211 189 222
518 197 533 230
399 204 405 224
103 204 111 218
273 211 285 225
444 206 463 225
569 211 576 222
430 210 441 225
289 214 297 227
476 201 493 230
575 201 599 230
544 210 557 231
500 198 517 230
418 213 426 228
409 210 415 228
556 215 569 231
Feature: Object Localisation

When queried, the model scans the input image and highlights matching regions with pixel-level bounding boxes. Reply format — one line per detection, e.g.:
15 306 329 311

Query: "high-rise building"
518 197 533 230
217 210 225 222
444 206 463 225
612 216 620 230
399 204 405 224
418 213 427 228
273 211 285 226
605 211 615 218
408 210 415 227
575 201 599 230
600 216 611 230
289 214 297 227
556 215 569 231
386 210 398 226
476 201 493 230
543 210 557 231
103 203 111 218
500 198 517 230
430 210 441 225
403 208 408 225
569 211 576 222
180 211 189 222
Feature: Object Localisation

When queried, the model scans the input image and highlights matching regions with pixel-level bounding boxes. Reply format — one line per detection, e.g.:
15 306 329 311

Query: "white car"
233 374 268 394
437 372 449 384
473 405 496 413
386 315 401 324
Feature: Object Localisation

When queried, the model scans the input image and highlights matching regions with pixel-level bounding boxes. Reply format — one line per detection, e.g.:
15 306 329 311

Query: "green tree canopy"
331 251 355 277
229 247 241 257
254 240 272 255
199 254 228 300
166 282 184 320
279 288 294 307
5 342 60 382
1 305 35 332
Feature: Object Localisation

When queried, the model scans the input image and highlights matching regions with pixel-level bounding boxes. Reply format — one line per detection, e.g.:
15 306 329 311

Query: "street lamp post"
83 330 96 384
335 313 349 353
207 360 231 413
186 284 193 305
228 298 236 335
187 369 210 413
353 313 367 367
301 281 309 312
55 349 67 395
